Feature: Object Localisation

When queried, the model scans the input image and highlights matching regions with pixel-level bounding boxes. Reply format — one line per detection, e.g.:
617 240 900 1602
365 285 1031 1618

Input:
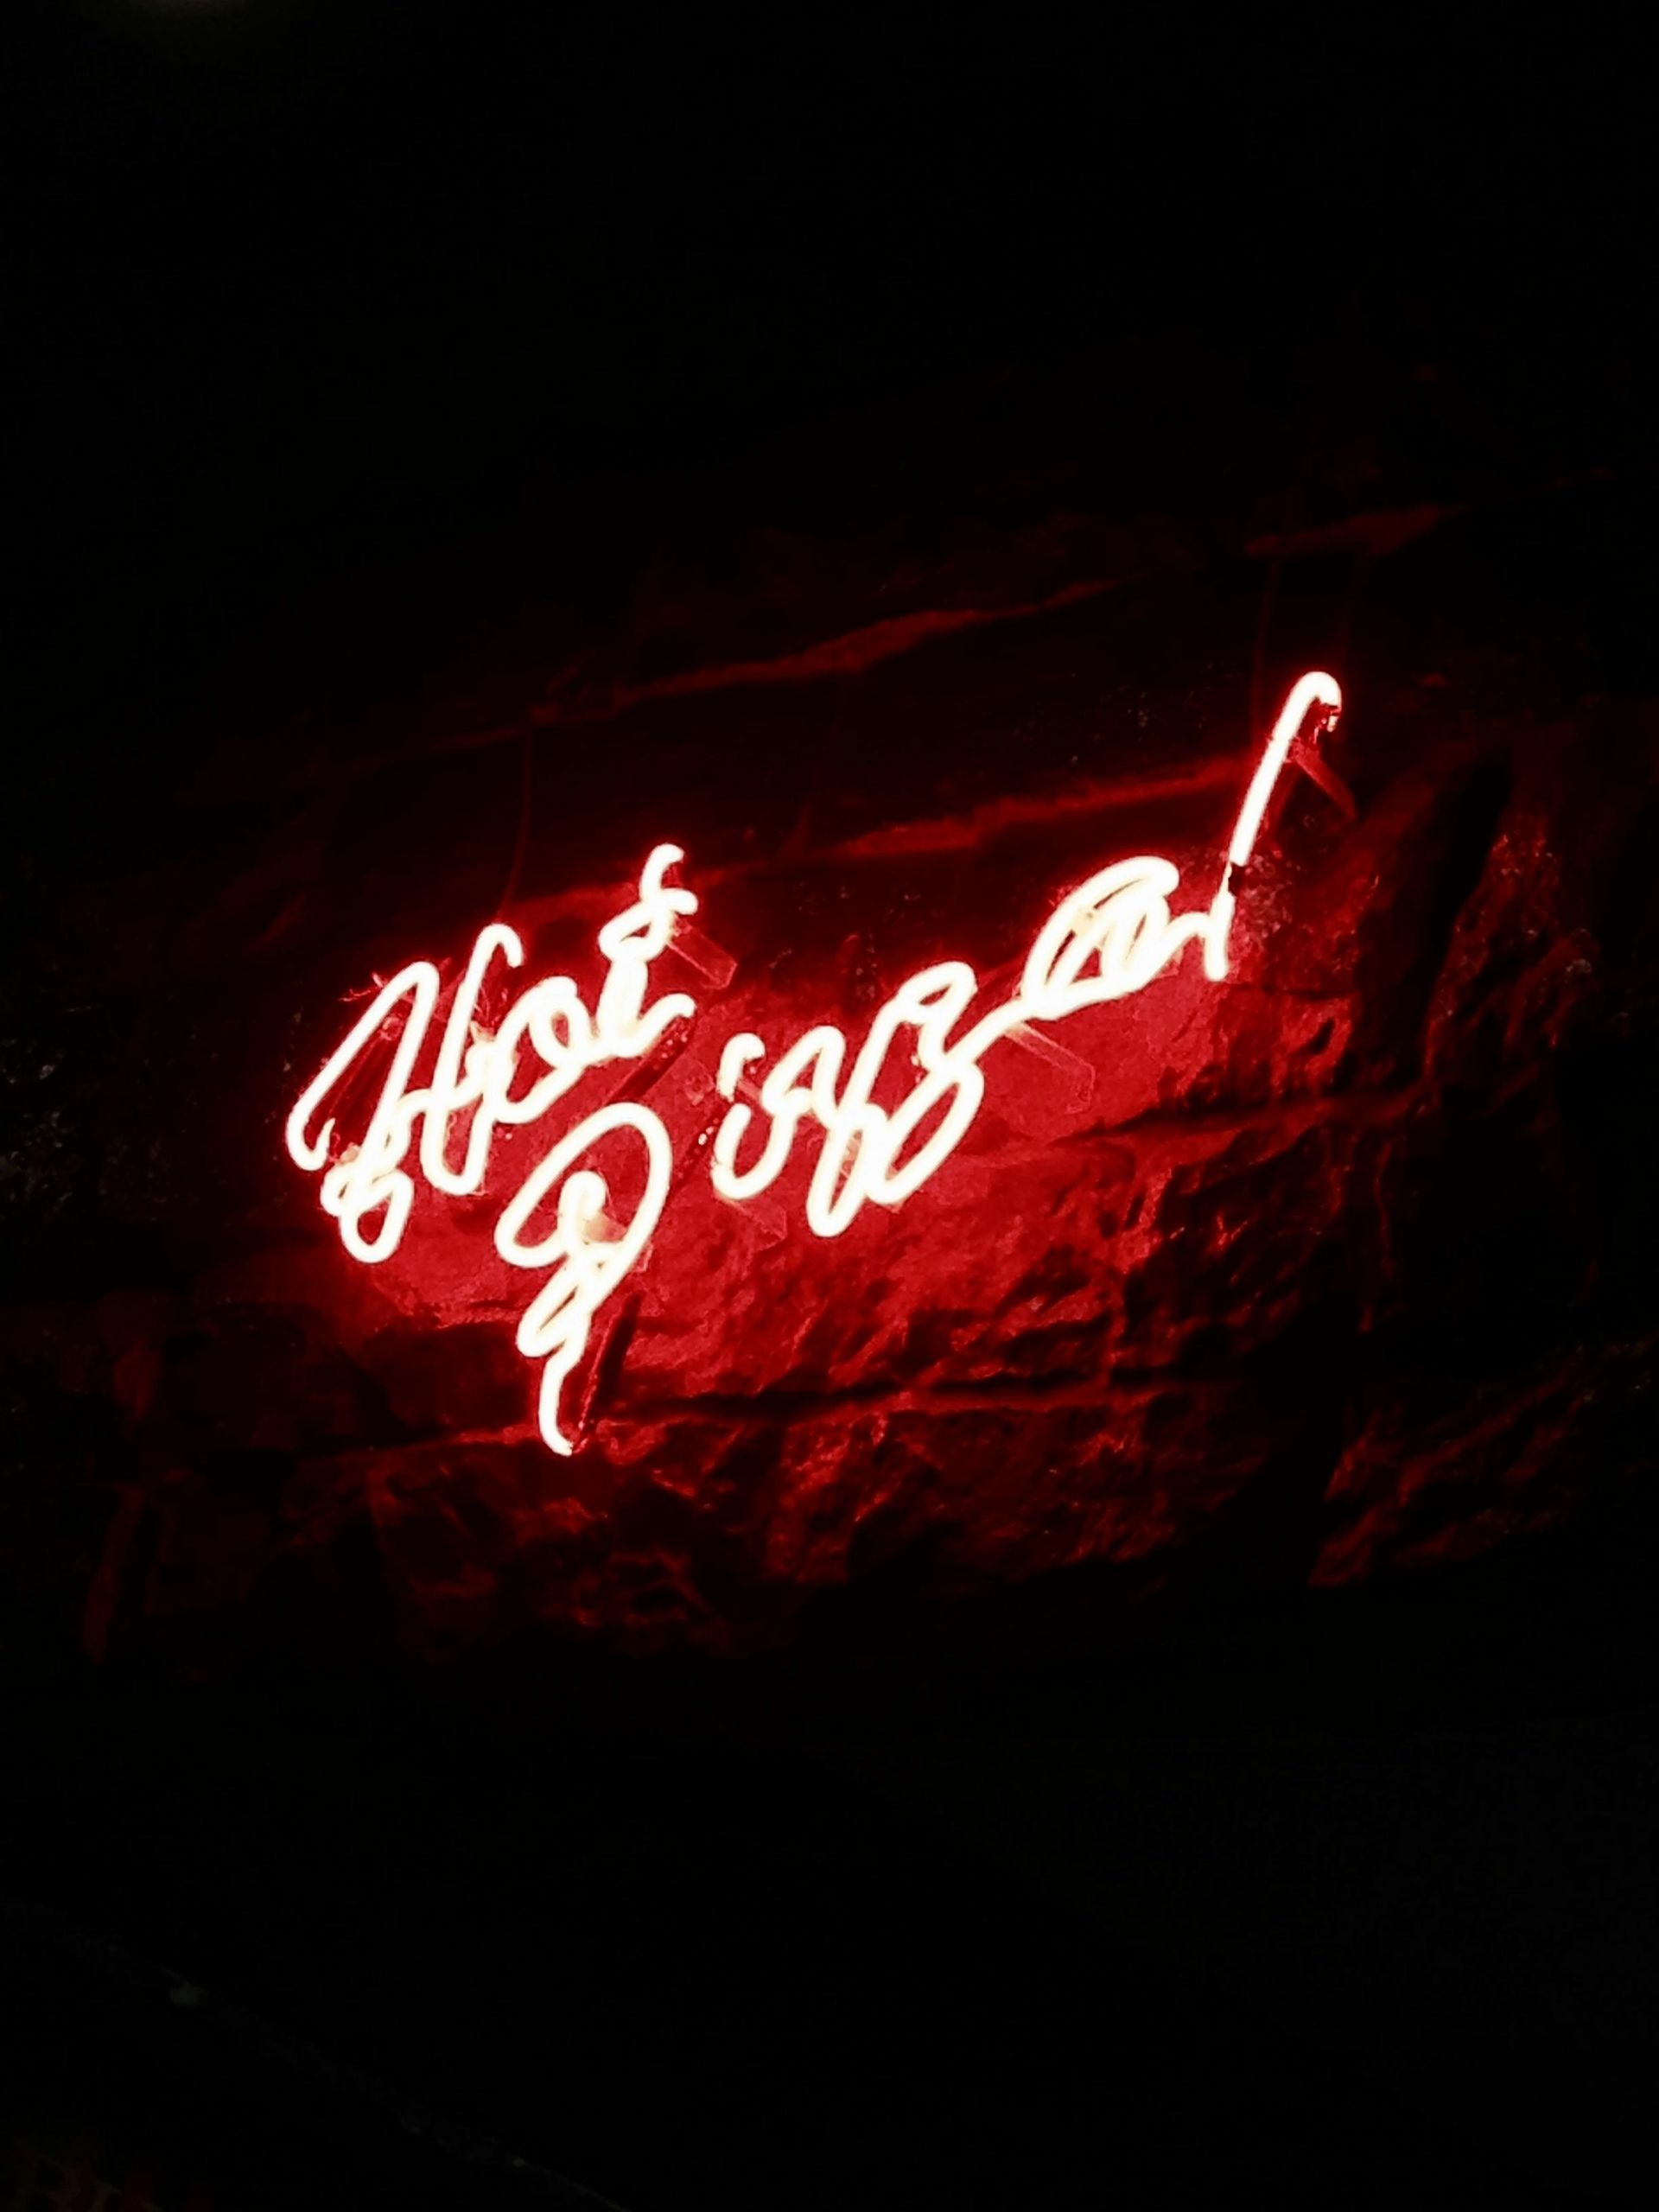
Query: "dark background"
19 9 1657 782
6 7 1658 2207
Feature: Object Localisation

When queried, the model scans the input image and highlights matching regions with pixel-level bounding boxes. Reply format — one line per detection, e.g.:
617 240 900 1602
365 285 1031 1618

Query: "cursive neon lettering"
494 1101 674 1456
286 673 1343 1449
711 669 1344 1232
285 847 698 1449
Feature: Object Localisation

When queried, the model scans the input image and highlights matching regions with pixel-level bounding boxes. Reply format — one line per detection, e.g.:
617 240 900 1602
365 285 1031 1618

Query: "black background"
6 7 1659 2207
18 10 1657 784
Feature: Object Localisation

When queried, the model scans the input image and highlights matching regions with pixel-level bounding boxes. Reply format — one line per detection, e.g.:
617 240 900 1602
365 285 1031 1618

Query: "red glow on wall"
286 672 1343 1453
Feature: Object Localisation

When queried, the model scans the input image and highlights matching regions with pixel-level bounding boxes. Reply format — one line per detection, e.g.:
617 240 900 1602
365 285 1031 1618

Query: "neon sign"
287 671 1344 1454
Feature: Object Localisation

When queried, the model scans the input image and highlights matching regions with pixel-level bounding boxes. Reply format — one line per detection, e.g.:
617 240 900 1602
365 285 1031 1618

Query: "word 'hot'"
286 671 1343 1453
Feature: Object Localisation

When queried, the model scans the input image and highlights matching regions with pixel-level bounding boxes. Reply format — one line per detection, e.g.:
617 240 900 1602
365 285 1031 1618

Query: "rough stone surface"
4 349 1656 1667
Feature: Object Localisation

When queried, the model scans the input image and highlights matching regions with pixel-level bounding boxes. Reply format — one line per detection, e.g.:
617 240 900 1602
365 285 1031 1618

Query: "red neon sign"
287 671 1343 1453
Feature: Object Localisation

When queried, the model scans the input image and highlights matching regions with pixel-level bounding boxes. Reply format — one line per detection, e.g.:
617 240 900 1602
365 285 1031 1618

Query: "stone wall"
6 348 1655 1669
